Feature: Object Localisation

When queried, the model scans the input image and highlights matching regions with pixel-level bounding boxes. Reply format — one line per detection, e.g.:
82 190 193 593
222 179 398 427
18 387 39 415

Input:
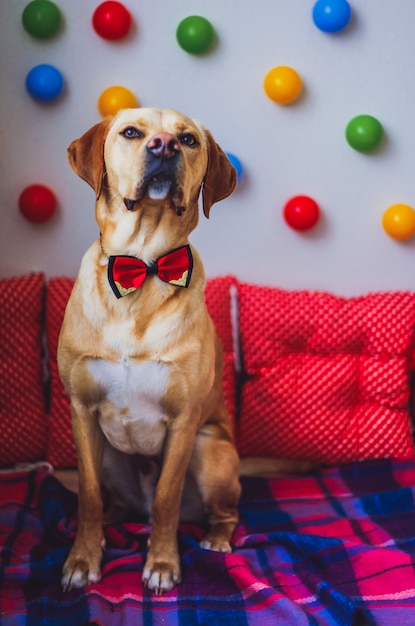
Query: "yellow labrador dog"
58 108 241 595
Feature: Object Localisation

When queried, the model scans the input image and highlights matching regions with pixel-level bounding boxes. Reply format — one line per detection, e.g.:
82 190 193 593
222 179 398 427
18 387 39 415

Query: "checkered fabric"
46 275 237 468
2 458 415 624
0 273 46 465
237 283 415 464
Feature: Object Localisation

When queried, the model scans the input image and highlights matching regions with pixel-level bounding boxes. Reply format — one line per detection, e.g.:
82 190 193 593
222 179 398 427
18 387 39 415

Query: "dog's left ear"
67 118 112 199
202 131 237 218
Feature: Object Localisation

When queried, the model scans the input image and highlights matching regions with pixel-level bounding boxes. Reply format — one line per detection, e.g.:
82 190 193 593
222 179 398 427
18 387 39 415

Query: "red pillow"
46 277 76 468
237 283 415 465
204 275 238 434
0 273 47 465
46 276 237 468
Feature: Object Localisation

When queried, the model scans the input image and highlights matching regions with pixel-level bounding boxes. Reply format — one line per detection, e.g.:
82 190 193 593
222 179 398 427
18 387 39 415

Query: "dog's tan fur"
58 108 241 595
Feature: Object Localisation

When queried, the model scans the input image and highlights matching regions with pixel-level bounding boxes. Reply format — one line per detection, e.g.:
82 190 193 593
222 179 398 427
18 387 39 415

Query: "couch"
1 272 415 625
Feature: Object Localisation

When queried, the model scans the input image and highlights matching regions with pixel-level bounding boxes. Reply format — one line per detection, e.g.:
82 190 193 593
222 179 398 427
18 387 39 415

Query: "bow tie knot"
108 245 193 298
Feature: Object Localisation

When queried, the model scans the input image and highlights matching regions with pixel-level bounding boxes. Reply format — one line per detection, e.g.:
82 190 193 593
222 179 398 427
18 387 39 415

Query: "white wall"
1 0 414 296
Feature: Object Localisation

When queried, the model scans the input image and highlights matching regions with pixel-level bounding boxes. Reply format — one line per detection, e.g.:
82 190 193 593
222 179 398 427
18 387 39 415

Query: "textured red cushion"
204 275 238 433
237 283 415 464
46 275 237 468
46 277 76 468
0 273 47 465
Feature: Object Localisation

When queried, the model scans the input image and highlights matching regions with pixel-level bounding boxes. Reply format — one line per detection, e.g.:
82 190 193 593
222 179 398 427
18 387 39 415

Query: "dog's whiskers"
108 189 123 204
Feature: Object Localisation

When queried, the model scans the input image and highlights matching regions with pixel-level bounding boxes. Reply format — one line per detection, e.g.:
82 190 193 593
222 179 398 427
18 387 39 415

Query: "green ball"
345 114 384 153
22 0 62 39
176 15 215 55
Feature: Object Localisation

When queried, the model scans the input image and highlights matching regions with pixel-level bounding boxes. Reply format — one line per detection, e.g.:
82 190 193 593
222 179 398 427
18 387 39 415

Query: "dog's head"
68 108 236 254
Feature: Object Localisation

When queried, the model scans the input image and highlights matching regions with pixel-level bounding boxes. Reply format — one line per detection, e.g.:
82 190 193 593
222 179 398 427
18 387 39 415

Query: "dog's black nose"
146 133 181 160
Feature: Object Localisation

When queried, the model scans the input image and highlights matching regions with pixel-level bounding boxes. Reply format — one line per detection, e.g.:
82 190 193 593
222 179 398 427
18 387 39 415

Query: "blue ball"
226 152 243 183
25 64 64 102
312 0 351 33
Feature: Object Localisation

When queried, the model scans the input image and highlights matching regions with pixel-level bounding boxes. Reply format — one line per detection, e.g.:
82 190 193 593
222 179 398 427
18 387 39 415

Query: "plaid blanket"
2 459 415 625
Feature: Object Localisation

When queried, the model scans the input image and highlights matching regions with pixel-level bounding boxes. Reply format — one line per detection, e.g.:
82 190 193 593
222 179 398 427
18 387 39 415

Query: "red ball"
92 1 132 40
283 195 320 231
19 184 57 223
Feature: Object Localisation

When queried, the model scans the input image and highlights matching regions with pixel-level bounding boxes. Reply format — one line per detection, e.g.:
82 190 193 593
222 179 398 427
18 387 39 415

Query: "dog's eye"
120 127 143 140
180 133 198 147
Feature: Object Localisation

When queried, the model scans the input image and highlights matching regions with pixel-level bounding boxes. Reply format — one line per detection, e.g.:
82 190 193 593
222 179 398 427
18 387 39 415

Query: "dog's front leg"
62 400 105 590
142 421 197 595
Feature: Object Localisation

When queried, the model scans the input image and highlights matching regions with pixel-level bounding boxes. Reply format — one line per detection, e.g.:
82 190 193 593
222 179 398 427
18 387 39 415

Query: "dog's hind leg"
190 424 241 552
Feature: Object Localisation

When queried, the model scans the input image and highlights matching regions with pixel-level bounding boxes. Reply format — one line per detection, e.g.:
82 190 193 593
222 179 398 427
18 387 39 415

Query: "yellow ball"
98 86 138 117
382 203 415 241
263 66 302 105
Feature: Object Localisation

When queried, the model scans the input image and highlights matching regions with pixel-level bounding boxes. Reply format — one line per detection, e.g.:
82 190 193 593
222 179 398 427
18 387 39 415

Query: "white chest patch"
88 358 169 455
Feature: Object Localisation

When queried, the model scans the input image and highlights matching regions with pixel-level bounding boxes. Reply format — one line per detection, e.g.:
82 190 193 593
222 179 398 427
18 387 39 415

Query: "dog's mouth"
124 171 186 215
146 172 173 200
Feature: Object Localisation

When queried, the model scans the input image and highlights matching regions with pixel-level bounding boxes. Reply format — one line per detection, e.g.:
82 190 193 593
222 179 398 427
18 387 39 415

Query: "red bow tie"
108 245 193 298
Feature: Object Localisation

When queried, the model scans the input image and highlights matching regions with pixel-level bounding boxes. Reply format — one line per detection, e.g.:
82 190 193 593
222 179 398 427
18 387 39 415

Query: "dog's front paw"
61 541 104 591
142 556 182 595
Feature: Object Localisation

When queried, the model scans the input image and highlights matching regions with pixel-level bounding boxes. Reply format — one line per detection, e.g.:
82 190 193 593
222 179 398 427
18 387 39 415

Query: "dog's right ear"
67 118 112 199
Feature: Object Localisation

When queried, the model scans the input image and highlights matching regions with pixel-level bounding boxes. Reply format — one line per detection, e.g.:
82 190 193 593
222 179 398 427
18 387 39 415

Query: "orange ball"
382 203 415 241
264 66 302 105
98 85 138 117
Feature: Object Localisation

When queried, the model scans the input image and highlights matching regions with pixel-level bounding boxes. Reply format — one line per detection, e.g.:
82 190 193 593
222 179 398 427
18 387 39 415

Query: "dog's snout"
146 133 181 160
